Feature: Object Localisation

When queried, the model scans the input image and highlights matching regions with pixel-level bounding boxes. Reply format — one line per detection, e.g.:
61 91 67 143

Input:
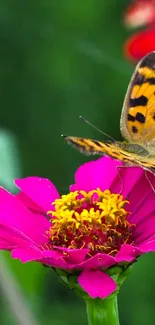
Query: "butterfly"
63 51 155 174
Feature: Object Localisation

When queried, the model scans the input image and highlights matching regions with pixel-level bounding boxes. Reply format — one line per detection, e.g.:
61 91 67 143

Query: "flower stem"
85 295 119 325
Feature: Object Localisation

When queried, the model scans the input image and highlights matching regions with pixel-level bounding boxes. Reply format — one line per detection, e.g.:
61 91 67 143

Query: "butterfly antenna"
79 115 116 142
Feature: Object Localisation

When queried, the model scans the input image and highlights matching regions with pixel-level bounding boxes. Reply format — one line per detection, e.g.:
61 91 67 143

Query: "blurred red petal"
124 0 155 28
124 27 155 61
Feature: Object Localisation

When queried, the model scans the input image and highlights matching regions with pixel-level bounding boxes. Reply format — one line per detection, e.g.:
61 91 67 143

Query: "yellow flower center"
47 189 135 256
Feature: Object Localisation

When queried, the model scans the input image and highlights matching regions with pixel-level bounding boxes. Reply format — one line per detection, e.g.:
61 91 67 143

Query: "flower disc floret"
47 189 135 256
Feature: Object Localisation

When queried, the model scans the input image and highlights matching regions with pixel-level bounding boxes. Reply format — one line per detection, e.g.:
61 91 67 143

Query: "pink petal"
66 249 89 263
132 197 155 244
76 252 116 269
127 170 155 218
16 192 43 212
134 214 155 244
112 166 144 198
0 239 15 250
78 269 117 299
70 157 123 192
54 247 89 263
42 257 74 269
139 235 155 252
12 247 43 262
139 241 155 252
125 171 155 244
15 177 60 213
0 223 37 248
0 187 50 245
116 244 142 263
11 247 63 263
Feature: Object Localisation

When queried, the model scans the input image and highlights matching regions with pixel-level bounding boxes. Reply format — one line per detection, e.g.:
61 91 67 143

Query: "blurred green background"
0 1 154 325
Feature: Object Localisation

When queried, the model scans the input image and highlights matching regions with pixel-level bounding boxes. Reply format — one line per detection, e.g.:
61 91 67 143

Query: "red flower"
124 27 155 61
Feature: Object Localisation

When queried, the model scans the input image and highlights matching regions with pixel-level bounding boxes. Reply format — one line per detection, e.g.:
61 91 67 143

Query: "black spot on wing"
134 72 144 85
128 114 135 122
146 77 155 84
135 112 145 123
140 52 155 69
132 126 138 133
129 95 148 107
93 140 102 147
134 73 155 85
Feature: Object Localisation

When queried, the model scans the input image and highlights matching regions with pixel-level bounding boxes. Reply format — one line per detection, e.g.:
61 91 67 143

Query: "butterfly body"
63 52 155 173
64 135 155 173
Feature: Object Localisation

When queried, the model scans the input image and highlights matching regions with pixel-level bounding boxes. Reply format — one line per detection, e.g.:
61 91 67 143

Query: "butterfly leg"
116 165 141 195
144 170 155 194
117 167 155 194
116 165 126 194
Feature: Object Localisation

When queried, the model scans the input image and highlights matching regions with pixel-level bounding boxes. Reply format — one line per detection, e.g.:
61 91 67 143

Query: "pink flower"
124 27 155 62
124 0 155 29
1 156 155 299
